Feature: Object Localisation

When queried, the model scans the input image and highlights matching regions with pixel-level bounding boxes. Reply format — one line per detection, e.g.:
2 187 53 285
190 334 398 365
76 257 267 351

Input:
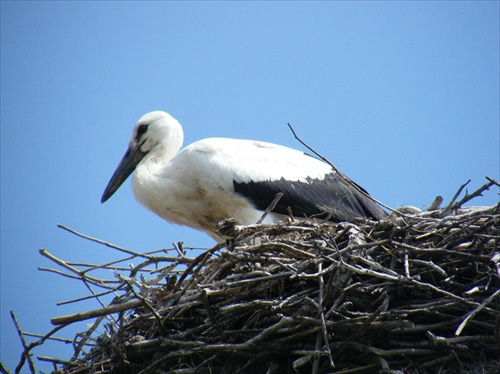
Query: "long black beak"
101 143 147 203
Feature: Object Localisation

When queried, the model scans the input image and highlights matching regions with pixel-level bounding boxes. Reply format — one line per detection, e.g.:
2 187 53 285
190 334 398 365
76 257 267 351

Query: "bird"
101 111 387 242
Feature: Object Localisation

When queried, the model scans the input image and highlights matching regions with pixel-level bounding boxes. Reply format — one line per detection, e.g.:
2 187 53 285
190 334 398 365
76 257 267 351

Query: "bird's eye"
136 124 148 140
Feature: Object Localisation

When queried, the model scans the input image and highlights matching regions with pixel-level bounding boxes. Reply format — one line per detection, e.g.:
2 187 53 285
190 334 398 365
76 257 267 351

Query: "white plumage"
101 111 386 242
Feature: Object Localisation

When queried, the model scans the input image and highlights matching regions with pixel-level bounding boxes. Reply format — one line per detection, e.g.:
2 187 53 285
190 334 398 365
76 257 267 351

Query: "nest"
8 179 500 374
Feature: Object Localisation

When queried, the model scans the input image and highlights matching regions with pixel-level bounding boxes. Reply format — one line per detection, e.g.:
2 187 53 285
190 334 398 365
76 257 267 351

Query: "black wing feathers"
233 172 387 222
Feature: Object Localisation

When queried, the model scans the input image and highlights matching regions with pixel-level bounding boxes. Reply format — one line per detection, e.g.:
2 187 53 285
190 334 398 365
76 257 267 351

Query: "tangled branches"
7 179 500 374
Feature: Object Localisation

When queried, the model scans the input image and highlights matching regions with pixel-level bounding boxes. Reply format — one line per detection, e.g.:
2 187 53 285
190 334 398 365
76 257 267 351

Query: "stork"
101 111 387 242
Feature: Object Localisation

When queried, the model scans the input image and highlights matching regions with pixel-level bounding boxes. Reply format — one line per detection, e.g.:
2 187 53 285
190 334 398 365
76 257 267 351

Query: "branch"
51 299 143 325
443 179 471 212
11 311 36 374
11 312 67 374
256 192 283 224
287 123 401 217
455 288 500 336
58 224 156 260
449 179 495 211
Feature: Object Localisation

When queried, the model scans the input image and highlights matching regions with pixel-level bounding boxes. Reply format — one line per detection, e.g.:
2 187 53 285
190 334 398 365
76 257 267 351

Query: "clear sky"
1 2 498 372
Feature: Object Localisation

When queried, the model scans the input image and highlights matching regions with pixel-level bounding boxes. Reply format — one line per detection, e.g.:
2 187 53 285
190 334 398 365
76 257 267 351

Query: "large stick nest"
8 180 500 374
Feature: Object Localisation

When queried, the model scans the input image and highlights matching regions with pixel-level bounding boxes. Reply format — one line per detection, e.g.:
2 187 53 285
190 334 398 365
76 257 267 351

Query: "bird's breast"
132 164 263 237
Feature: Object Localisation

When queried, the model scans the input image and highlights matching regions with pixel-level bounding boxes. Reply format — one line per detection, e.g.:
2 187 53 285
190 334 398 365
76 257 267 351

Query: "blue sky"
1 2 498 372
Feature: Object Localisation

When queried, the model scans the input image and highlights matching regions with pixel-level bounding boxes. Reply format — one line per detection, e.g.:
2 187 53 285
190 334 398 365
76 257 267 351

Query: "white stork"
101 111 387 242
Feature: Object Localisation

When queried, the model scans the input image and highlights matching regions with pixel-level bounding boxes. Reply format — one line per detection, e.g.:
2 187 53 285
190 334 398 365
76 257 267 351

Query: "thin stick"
11 314 67 374
443 179 471 212
51 299 143 325
21 332 85 345
256 192 283 224
427 196 443 211
70 315 105 362
287 123 398 216
450 180 495 210
317 263 335 368
485 176 500 188
39 249 106 285
10 311 36 374
57 224 155 259
168 244 225 312
57 284 125 306
122 277 166 334
455 288 500 336
0 361 11 374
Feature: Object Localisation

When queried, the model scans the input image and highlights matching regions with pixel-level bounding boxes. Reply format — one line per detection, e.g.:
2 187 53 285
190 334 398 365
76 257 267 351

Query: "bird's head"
101 111 183 203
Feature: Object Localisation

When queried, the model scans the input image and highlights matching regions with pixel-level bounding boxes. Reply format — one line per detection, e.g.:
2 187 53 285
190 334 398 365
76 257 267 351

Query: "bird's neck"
132 141 180 213
140 141 180 178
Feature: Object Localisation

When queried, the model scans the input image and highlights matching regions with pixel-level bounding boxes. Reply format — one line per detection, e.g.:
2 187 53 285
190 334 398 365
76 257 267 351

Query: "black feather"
233 172 387 222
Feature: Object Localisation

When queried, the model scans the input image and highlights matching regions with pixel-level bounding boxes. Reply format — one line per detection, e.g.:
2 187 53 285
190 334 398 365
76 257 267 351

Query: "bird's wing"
233 172 387 222
177 138 387 222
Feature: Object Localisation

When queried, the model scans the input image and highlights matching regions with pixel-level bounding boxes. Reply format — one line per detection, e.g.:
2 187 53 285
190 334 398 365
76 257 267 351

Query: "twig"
485 175 500 188
70 316 105 362
349 341 437 357
256 192 283 224
450 179 495 211
51 300 143 325
338 261 402 282
419 353 456 369
21 332 85 345
11 311 36 374
409 259 447 277
39 249 109 286
169 243 224 309
245 316 294 345
455 288 500 336
57 224 156 260
427 196 443 211
11 313 67 374
57 284 126 306
174 243 223 291
317 263 335 369
408 278 477 306
335 294 390 359
403 248 410 278
443 179 471 212
0 362 11 374
287 123 396 216
122 277 166 334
